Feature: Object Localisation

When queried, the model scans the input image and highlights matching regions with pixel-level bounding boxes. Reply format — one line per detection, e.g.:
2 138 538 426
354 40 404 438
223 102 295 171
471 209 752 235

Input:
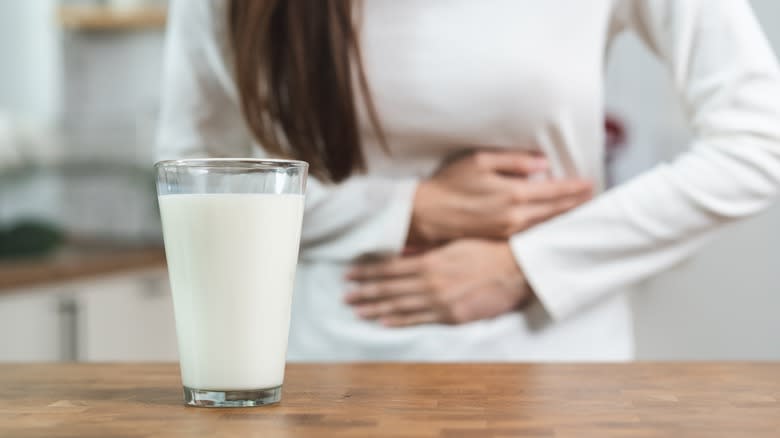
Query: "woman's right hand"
407 150 593 245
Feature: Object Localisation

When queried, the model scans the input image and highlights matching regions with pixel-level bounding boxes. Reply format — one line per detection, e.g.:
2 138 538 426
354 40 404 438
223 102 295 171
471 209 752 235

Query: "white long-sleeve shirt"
158 0 780 361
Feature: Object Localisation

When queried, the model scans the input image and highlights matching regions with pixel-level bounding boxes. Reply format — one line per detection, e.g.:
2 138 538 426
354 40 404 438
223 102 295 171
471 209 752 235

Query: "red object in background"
605 114 628 187
605 114 627 155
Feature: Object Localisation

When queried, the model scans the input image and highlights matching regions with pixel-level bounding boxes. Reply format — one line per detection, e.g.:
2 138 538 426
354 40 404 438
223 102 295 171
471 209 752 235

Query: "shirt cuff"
374 178 420 255
509 227 579 321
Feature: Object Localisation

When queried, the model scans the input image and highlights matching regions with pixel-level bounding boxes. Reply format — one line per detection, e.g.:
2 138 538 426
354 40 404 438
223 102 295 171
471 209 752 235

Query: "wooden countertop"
1 363 779 437
0 245 166 292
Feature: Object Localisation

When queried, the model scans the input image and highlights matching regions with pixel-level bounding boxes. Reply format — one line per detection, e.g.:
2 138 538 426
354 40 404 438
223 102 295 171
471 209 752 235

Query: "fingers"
509 179 592 203
352 294 433 319
346 256 424 281
344 277 426 304
472 151 548 176
380 311 442 328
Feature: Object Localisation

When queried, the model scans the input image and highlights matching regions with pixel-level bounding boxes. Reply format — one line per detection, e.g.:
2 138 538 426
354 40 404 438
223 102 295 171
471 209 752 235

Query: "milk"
159 193 304 390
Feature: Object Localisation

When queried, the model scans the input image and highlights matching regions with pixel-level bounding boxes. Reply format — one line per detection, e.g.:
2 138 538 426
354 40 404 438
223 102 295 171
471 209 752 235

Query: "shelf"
58 5 167 31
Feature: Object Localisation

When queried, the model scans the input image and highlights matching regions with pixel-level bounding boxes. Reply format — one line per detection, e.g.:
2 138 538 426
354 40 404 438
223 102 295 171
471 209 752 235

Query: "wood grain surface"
1 363 779 437
0 246 166 292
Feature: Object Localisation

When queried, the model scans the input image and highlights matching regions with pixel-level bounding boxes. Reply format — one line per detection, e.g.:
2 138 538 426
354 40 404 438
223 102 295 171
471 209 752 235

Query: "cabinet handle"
57 296 79 362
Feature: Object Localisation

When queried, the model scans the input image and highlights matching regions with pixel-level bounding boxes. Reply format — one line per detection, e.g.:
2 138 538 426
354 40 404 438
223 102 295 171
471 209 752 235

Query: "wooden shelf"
58 5 167 31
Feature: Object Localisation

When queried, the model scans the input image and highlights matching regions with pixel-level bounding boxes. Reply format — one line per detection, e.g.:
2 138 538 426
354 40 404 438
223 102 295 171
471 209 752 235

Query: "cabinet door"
0 289 65 362
78 270 179 361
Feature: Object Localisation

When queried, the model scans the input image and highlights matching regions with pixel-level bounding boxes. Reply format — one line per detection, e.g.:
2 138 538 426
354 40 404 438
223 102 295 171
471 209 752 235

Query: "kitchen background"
1 0 779 362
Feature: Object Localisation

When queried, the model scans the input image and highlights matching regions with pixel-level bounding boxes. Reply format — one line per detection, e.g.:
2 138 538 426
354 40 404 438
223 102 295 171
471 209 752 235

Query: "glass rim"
154 158 309 170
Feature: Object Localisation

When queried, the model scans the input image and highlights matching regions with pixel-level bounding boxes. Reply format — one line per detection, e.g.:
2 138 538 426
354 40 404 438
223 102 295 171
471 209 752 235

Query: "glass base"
183 385 282 407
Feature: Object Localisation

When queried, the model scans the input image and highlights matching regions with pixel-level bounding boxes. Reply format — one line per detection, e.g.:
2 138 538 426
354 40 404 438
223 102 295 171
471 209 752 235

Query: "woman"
158 0 780 361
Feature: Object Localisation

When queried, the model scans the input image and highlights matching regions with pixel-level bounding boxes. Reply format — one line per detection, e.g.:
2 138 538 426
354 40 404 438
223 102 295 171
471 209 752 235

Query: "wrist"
497 241 534 307
407 180 441 245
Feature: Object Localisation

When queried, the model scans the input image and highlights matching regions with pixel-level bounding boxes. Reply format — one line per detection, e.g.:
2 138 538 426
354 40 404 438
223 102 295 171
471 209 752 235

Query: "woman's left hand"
345 240 533 327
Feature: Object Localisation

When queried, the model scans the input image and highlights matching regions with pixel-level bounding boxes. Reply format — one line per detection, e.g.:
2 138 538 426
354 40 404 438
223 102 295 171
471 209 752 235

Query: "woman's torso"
288 0 634 362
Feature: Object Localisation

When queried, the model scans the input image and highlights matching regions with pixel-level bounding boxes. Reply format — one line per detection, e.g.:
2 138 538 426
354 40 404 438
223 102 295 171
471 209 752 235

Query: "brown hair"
228 0 384 182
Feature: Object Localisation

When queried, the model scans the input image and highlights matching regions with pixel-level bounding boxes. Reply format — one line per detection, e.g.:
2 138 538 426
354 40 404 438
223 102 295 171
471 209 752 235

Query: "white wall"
0 0 60 121
606 0 780 359
0 1 63 224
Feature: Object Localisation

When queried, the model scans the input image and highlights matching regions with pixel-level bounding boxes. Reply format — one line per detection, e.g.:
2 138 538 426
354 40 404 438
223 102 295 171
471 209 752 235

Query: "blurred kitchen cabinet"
77 269 179 362
0 287 68 362
0 269 177 362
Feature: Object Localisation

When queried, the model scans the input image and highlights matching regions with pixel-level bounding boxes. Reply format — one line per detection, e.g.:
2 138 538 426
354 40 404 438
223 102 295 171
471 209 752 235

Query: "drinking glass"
155 158 307 407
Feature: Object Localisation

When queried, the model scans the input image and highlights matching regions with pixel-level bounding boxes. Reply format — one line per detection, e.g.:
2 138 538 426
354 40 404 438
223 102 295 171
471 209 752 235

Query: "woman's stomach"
287 261 634 362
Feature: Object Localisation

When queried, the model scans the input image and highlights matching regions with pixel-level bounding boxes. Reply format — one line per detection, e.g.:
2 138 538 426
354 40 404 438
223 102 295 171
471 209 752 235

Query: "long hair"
228 0 384 182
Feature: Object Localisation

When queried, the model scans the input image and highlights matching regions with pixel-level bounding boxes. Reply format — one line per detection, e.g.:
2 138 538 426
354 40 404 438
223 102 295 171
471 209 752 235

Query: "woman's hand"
345 239 532 327
408 151 593 245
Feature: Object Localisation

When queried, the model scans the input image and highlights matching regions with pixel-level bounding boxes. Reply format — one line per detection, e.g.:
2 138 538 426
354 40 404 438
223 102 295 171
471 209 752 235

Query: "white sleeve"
156 0 418 262
511 0 780 320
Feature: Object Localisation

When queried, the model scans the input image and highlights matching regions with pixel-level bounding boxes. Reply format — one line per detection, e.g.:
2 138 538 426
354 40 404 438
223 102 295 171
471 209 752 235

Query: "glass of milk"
155 158 307 407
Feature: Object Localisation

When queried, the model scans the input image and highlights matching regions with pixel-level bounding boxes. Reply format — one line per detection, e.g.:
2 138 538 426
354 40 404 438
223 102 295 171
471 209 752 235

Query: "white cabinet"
0 287 66 362
0 269 179 362
78 269 179 362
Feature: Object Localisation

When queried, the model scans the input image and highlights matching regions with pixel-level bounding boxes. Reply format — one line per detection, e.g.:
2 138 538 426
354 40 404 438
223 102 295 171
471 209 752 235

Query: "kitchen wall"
606 0 780 359
61 30 163 164
0 1 63 233
0 0 61 121
0 1 164 242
